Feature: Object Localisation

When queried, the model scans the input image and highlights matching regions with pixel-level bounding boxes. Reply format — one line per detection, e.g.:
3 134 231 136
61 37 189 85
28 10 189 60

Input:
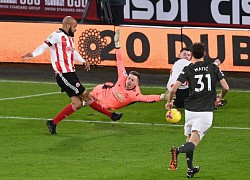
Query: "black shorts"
56 72 85 97
174 88 189 108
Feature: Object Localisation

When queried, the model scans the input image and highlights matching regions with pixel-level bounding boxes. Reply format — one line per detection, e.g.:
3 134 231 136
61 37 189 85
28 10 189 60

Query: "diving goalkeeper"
88 30 167 110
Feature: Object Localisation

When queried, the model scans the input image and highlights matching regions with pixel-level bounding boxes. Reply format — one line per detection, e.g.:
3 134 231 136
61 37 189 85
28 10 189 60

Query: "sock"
186 151 194 170
53 104 76 125
88 100 112 118
177 142 195 153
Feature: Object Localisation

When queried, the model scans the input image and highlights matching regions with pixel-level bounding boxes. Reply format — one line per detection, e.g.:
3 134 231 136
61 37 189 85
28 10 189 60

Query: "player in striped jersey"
22 16 122 134
165 42 229 178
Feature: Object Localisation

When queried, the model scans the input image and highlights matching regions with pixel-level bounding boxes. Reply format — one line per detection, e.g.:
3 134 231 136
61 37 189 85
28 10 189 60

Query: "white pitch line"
0 92 60 101
1 79 250 92
0 80 57 85
0 116 249 130
0 80 97 87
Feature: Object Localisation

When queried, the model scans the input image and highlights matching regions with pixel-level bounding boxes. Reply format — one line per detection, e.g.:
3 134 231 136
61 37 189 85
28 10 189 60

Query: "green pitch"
0 81 249 179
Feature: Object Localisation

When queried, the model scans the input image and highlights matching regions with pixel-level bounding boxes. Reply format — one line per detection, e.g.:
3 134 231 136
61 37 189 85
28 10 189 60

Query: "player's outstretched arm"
21 42 49 60
114 29 126 78
21 53 33 60
165 81 182 110
160 92 170 101
136 94 162 103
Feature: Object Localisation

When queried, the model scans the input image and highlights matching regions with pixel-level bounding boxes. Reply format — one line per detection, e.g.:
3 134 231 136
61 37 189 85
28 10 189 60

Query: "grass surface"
0 81 249 179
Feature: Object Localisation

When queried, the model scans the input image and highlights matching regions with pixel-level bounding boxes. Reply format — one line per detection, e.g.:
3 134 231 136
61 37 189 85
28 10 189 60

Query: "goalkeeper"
87 30 167 110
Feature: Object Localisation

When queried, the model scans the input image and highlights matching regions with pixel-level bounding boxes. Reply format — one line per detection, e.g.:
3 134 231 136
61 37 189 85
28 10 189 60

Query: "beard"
69 27 74 37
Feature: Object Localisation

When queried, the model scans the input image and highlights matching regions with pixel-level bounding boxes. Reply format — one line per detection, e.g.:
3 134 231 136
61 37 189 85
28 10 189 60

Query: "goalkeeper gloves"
114 29 120 48
160 93 169 101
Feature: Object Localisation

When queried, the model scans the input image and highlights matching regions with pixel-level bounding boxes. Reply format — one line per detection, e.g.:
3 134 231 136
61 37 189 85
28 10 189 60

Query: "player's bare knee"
80 91 93 102
71 98 83 110
72 101 83 110
190 131 200 146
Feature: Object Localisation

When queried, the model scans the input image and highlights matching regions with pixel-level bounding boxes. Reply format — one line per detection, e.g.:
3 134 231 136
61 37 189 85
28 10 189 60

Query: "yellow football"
166 108 181 124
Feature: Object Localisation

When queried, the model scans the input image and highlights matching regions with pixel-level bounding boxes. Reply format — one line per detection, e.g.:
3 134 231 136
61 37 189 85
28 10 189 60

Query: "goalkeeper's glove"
114 29 120 48
160 93 169 101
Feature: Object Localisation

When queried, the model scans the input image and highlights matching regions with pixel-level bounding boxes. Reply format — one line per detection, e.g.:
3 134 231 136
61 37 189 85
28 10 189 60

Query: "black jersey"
177 61 225 111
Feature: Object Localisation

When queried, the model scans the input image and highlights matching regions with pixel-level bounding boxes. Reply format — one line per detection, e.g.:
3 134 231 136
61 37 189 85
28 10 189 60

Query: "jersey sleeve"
177 66 189 84
45 31 60 46
134 93 161 102
115 48 127 78
32 42 49 57
214 64 225 81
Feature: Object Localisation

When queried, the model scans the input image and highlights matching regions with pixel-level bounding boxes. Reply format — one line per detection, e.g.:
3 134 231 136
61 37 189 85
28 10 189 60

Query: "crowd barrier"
0 22 249 72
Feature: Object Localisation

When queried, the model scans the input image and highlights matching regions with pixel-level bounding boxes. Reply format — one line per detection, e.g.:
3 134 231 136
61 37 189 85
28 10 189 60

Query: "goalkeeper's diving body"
88 30 167 110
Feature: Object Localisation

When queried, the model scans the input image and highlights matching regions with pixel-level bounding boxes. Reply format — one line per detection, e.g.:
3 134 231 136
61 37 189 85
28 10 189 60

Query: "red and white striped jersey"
45 29 75 73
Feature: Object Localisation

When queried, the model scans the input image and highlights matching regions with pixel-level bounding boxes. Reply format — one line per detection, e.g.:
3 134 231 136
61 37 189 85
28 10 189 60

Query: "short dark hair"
129 71 140 81
192 42 205 59
180 47 191 53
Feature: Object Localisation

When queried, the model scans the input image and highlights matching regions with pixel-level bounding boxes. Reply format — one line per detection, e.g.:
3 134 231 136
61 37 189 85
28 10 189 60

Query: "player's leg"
185 111 212 178
185 131 200 178
169 132 198 176
168 110 192 171
169 136 196 171
180 111 201 177
53 96 81 124
184 135 194 171
46 72 85 134
80 92 122 121
183 135 199 177
185 132 199 178
170 133 199 177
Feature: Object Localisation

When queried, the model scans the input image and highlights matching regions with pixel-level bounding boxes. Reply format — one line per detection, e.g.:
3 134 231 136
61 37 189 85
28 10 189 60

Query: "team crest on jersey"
67 47 74 52
76 82 80 88
78 29 107 65
114 90 124 101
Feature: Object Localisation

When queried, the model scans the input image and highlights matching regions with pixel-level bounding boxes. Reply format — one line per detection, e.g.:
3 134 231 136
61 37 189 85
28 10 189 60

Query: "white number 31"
194 74 211 92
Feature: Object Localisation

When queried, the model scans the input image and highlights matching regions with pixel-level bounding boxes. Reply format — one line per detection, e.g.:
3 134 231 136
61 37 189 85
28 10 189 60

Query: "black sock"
186 151 194 170
177 142 195 153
